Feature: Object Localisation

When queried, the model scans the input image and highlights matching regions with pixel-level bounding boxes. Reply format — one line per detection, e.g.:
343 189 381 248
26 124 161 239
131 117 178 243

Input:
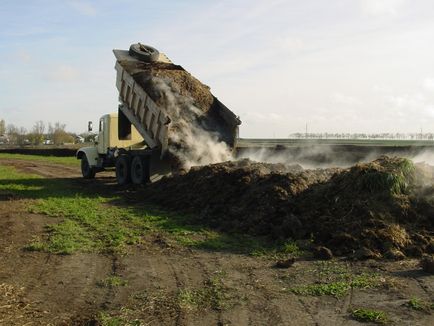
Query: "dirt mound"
145 157 434 259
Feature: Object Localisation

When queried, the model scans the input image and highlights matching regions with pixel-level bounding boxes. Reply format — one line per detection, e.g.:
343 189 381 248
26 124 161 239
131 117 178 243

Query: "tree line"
289 132 434 141
0 119 93 145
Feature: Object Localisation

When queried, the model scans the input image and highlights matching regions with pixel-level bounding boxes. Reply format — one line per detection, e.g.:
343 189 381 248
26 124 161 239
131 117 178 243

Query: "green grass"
407 297 433 312
174 229 299 257
98 275 128 288
351 308 388 324
97 312 141 326
359 157 414 195
290 262 384 297
28 196 154 254
0 153 78 166
96 272 234 324
0 164 40 180
177 271 229 311
290 274 381 297
26 220 95 254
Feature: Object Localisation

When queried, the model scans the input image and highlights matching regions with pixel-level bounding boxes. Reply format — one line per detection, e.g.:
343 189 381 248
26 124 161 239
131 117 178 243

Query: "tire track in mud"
414 274 434 298
167 251 222 326
167 258 186 326
338 288 354 326
98 255 121 311
193 254 225 325
213 255 312 326
297 297 318 325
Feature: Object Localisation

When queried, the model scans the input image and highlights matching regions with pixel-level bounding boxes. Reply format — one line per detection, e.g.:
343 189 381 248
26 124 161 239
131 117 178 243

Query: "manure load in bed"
113 44 240 169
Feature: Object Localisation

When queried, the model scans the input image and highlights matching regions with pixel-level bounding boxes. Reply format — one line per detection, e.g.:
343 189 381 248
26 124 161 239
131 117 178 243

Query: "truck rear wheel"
131 155 150 184
81 156 96 179
116 155 131 185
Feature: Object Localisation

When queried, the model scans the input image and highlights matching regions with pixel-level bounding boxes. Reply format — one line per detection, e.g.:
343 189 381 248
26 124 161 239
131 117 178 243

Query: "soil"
131 62 214 114
0 158 433 325
144 157 434 260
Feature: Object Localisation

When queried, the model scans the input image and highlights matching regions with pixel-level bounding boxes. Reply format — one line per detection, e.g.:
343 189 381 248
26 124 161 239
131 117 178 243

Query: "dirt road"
0 158 433 325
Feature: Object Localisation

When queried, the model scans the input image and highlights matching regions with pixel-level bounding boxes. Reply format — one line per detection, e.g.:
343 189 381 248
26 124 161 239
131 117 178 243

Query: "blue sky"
1 0 434 137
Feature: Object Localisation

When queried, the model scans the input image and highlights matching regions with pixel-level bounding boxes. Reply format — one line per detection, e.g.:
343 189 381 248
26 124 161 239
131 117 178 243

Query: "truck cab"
96 113 144 154
76 112 151 184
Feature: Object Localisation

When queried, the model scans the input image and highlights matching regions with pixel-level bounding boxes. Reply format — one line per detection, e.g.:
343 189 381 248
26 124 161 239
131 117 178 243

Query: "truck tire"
116 155 131 185
131 155 150 184
81 156 96 179
129 43 159 63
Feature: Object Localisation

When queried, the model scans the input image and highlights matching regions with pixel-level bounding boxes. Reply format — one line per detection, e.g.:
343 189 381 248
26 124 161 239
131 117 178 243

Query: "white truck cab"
76 112 153 184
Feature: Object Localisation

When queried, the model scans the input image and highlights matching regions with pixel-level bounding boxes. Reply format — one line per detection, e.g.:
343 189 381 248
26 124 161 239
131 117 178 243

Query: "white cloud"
274 36 304 54
245 112 287 123
330 92 362 106
423 77 434 91
16 50 32 63
360 0 406 16
68 0 96 16
385 93 425 109
46 65 80 82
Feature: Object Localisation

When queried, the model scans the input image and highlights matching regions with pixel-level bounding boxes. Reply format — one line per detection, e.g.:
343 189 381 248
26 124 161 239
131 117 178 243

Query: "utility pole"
305 122 308 139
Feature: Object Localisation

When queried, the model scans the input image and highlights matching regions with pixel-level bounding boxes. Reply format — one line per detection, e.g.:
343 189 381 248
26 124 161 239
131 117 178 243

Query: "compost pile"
145 156 434 259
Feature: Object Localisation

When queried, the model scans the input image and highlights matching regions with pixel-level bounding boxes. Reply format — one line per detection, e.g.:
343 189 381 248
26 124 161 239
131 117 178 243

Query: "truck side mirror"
88 121 93 132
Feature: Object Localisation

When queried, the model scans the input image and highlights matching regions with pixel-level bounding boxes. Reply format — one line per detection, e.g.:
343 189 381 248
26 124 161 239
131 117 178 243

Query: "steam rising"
152 77 233 170
411 150 434 165
239 145 434 169
150 78 434 172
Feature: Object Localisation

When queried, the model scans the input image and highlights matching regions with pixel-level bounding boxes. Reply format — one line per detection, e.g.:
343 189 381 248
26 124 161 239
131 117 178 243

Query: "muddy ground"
0 158 433 325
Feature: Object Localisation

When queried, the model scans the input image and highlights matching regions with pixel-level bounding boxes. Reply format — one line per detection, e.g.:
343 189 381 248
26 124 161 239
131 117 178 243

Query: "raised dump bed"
113 47 241 158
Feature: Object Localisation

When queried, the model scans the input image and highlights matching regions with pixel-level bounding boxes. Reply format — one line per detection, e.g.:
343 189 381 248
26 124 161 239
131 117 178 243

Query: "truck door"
97 117 106 154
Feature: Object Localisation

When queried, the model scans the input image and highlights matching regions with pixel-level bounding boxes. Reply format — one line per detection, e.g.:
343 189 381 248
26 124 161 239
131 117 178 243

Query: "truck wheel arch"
76 147 99 168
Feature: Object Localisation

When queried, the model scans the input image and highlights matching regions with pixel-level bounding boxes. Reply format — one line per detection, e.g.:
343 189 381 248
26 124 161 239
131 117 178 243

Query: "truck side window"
99 119 104 132
118 110 132 140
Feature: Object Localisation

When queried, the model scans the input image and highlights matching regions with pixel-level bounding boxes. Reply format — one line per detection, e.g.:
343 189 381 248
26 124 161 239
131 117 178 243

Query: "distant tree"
80 132 96 143
51 122 74 145
6 124 27 145
0 119 5 135
6 124 18 144
28 120 45 145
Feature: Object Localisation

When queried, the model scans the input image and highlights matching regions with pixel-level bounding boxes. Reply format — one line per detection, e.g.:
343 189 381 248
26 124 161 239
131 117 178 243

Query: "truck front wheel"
81 156 96 179
131 155 150 184
116 155 131 185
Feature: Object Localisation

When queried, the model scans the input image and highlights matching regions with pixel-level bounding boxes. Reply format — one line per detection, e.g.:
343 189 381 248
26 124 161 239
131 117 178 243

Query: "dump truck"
77 43 241 185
